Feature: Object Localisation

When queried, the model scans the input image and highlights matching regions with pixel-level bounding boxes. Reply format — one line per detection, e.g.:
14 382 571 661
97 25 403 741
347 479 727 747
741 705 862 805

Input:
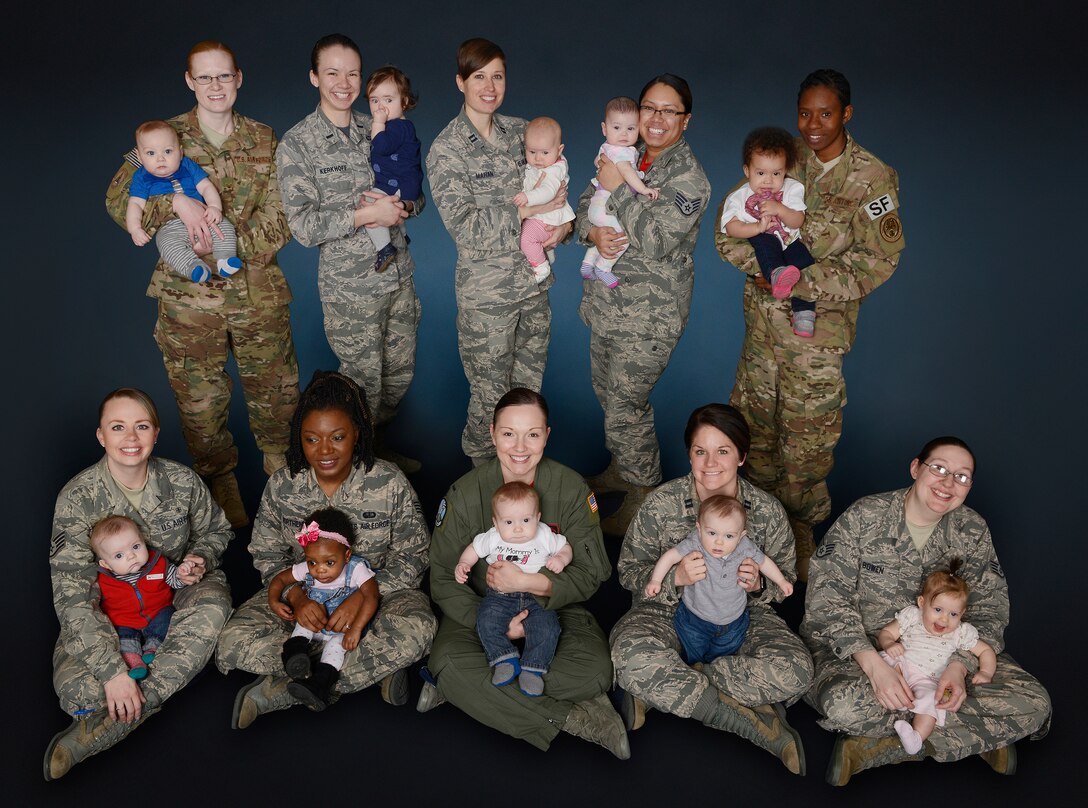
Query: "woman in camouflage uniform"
216 372 435 727
426 38 570 464
611 403 810 774
802 436 1050 785
45 388 233 780
576 74 711 536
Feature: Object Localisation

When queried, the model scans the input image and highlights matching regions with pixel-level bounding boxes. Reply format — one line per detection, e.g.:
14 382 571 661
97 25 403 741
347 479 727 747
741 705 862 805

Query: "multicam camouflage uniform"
50 457 233 718
575 139 710 486
612 475 812 716
105 109 300 479
428 458 612 750
800 489 1051 760
214 461 435 691
714 133 904 554
276 107 423 425
426 110 552 459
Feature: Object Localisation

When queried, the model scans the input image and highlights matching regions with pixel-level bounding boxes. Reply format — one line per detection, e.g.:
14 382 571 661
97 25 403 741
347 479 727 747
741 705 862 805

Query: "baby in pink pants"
513 117 575 283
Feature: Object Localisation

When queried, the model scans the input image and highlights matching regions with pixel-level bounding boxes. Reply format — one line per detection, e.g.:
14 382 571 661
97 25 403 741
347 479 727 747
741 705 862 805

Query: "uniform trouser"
610 601 813 717
53 573 231 716
320 278 421 427
805 649 1051 760
429 604 613 750
729 330 844 546
586 323 677 487
456 292 551 458
214 587 436 693
153 294 299 479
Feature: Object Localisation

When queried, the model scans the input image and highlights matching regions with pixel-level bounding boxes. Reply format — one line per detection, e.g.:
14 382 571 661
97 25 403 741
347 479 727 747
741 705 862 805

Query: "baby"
720 126 817 337
91 514 202 680
268 508 379 712
455 482 573 697
579 96 659 288
645 495 792 664
366 65 423 273
877 559 997 755
125 120 242 283
512 116 576 283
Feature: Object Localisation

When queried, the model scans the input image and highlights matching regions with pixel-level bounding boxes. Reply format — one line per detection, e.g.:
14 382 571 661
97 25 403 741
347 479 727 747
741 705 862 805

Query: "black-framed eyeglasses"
639 104 685 118
190 72 237 85
920 462 973 487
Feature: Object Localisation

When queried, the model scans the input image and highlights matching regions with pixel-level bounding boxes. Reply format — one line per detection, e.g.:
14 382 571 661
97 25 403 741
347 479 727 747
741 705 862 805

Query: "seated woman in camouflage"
46 388 233 780
802 436 1051 785
215 371 436 727
611 403 811 774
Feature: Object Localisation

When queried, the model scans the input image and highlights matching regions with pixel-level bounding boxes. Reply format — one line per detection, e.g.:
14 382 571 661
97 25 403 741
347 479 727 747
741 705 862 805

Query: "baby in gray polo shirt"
646 495 794 664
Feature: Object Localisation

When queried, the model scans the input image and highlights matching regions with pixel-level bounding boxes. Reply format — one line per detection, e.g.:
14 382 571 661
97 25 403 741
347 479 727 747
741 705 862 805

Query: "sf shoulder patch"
864 193 896 220
434 498 447 529
674 191 702 216
50 530 67 558
815 541 835 558
587 493 598 513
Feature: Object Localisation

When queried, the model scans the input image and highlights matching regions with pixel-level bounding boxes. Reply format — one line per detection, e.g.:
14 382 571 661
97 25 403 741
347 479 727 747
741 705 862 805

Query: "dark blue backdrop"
12 0 1080 802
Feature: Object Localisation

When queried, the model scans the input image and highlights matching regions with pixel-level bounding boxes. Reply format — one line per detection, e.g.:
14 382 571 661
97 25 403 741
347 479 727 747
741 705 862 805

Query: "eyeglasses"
190 72 237 85
920 462 973 487
639 104 685 118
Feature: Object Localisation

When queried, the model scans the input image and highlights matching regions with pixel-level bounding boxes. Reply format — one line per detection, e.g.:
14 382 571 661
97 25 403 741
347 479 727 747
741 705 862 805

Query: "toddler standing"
512 117 576 283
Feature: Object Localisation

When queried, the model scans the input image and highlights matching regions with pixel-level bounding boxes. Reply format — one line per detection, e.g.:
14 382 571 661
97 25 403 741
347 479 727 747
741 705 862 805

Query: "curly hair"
286 371 375 476
366 65 418 112
742 126 798 171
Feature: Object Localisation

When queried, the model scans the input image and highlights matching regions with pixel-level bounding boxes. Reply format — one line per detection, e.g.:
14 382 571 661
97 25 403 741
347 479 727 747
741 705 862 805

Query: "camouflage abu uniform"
105 109 300 479
427 110 552 459
715 133 904 553
612 474 812 717
50 457 233 717
215 461 436 691
276 107 424 425
800 489 1051 760
428 458 612 749
575 139 710 486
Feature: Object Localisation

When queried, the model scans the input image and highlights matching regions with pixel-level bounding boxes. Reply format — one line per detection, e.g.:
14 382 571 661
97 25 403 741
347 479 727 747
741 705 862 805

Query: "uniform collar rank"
467 132 479 145
743 498 752 511
684 497 694 511
496 122 507 134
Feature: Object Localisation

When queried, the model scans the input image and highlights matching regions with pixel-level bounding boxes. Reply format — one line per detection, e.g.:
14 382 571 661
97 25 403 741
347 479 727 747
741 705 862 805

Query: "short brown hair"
135 120 179 146
491 481 540 515
920 558 971 605
604 96 639 117
366 65 418 112
698 495 746 527
457 38 505 81
90 514 143 557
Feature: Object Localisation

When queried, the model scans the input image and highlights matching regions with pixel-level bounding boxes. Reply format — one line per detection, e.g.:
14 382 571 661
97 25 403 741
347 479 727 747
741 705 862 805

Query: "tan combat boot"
231 675 300 729
618 689 647 731
584 458 627 494
705 693 805 775
380 668 409 706
825 732 919 786
979 742 1017 775
562 692 631 760
208 471 248 528
600 484 656 537
263 452 287 476
44 708 151 781
416 680 447 712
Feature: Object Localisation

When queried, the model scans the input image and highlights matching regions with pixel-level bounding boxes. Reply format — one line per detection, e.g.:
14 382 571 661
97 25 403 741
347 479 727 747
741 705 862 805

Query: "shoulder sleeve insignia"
879 213 902 243
815 541 835 558
674 191 702 216
50 531 67 558
989 558 1004 578
587 493 598 513
434 498 447 529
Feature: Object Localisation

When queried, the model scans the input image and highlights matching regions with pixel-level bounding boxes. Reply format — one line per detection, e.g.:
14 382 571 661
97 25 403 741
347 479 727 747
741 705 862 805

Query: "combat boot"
288 662 340 712
562 692 631 760
979 742 1017 775
374 427 421 474
263 452 287 476
416 669 447 712
232 674 300 729
825 732 920 786
600 484 656 538
704 693 805 775
584 458 627 494
44 707 152 781
380 667 410 706
616 688 646 731
281 636 311 681
208 471 248 528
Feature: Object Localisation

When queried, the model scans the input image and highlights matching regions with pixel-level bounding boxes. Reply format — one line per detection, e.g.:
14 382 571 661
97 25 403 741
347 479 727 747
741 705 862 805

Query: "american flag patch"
587 494 598 513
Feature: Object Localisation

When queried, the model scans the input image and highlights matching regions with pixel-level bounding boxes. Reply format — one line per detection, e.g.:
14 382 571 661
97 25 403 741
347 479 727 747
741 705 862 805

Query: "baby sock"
491 659 520 686
594 267 619 289
518 670 544 697
580 261 595 280
190 263 212 283
217 257 242 277
894 719 923 755
123 652 148 680
532 261 551 283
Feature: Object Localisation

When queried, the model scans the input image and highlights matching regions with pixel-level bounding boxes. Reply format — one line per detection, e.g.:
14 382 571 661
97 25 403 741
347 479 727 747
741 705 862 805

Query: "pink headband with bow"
296 521 351 548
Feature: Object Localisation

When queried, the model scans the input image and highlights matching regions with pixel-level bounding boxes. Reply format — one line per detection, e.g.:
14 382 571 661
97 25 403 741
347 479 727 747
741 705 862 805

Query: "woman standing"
424 389 626 758
611 404 811 774
427 38 570 464
276 34 424 473
576 74 711 535
104 41 300 528
215 372 435 727
715 69 906 580
45 388 233 779
802 437 1050 785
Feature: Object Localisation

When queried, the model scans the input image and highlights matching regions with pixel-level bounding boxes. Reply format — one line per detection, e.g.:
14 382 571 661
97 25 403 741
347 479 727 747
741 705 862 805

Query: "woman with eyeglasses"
104 41 300 528
575 74 711 536
801 436 1051 785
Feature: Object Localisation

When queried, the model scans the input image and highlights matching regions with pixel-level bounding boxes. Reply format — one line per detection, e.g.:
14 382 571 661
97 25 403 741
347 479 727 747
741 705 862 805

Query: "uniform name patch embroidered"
815 541 835 558
160 515 189 531
587 494 598 513
50 531 67 558
434 498 447 529
319 164 348 175
864 193 896 220
674 191 702 216
878 213 902 243
474 170 494 180
861 561 885 574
